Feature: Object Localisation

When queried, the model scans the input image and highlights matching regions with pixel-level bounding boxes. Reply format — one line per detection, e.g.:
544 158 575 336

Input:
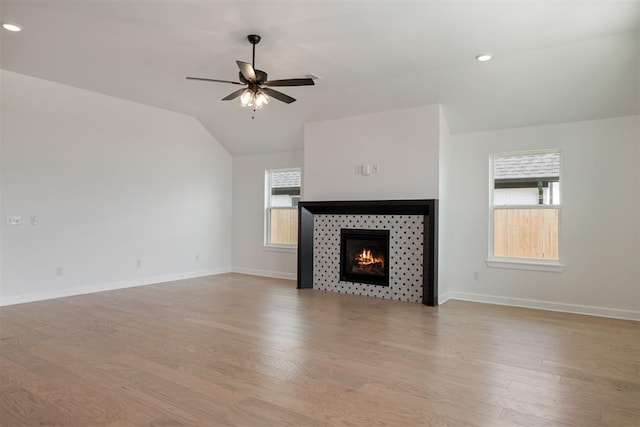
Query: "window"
489 150 563 270
265 168 301 248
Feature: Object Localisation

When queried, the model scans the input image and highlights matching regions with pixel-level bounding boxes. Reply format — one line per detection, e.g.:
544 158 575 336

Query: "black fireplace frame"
297 199 438 306
340 228 390 286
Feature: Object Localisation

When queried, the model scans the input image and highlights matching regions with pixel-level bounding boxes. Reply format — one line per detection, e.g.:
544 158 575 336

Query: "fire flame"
356 249 384 267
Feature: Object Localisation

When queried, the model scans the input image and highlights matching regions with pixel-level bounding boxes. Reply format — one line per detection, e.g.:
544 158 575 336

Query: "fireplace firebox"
340 228 390 286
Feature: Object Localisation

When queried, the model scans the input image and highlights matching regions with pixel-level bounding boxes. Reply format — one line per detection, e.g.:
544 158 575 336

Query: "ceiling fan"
186 34 315 109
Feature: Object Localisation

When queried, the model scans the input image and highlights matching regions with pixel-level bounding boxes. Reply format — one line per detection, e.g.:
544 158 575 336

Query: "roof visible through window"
270 170 301 188
494 153 560 180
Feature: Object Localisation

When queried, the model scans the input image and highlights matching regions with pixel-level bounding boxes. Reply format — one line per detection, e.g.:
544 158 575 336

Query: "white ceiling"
1 0 638 156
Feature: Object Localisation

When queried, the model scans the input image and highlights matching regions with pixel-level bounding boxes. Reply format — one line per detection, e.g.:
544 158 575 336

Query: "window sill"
264 244 297 253
486 258 565 272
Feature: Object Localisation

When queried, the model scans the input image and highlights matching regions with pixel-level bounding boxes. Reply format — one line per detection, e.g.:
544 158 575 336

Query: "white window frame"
487 149 565 272
264 167 301 251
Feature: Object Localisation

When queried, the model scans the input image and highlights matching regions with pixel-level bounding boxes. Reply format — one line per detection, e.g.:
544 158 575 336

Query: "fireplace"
297 200 439 306
340 229 390 286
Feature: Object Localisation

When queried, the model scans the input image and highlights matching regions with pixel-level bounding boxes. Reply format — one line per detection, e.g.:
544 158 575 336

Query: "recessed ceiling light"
476 53 493 62
2 23 23 32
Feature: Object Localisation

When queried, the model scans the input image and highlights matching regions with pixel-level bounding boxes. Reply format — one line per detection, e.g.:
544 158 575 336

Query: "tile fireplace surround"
297 200 438 306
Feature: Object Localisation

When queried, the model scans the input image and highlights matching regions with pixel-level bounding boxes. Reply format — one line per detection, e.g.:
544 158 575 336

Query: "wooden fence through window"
493 208 559 259
270 208 298 245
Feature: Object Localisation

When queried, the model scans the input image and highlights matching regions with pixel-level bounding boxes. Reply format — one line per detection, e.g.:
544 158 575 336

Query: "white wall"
0 70 233 305
232 150 303 279
303 105 440 201
0 69 5 297
303 105 443 299
438 106 451 300
442 115 640 319
5 69 634 319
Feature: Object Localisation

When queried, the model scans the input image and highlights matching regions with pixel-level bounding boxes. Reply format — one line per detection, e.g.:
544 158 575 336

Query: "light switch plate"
6 215 22 225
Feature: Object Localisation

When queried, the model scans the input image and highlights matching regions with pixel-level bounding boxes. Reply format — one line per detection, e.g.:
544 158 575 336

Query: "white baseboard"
449 291 640 321
438 291 451 305
231 267 296 281
0 267 231 307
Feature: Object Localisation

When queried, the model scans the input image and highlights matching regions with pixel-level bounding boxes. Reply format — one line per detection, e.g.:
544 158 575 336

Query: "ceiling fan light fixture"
239 89 269 109
255 91 269 109
240 89 254 107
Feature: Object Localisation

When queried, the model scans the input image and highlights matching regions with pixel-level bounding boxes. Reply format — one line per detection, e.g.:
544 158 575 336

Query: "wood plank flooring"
1 273 638 426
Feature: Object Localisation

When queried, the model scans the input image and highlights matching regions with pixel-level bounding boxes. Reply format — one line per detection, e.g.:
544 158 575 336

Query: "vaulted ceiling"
1 1 638 155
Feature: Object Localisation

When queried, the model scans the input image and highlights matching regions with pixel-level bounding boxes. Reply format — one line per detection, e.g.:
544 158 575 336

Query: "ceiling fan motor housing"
239 70 268 84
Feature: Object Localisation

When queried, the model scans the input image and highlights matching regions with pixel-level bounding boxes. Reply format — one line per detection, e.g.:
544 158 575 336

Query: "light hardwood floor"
1 273 638 426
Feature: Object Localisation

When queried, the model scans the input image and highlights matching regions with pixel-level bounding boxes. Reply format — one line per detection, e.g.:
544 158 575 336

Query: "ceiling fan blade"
261 87 296 104
263 78 315 87
221 88 247 101
186 76 242 85
237 61 257 82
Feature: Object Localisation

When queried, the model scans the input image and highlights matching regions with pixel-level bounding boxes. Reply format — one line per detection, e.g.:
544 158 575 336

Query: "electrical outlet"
56 267 63 277
195 254 200 261
473 272 480 281
136 260 142 268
